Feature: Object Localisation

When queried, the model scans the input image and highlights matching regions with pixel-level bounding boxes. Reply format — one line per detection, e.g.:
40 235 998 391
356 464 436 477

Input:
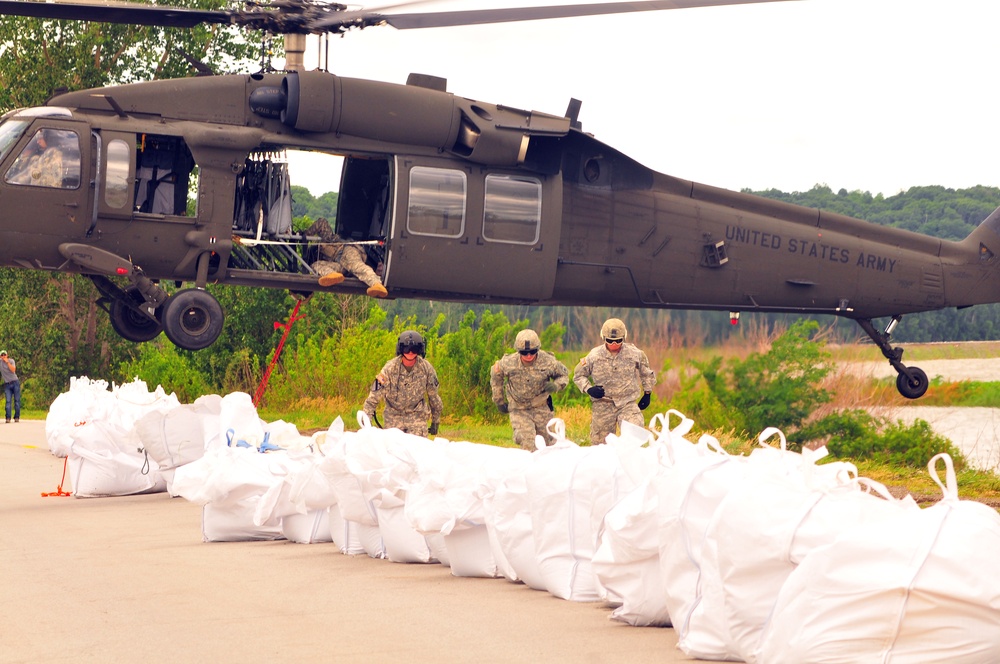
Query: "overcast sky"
284 0 1000 198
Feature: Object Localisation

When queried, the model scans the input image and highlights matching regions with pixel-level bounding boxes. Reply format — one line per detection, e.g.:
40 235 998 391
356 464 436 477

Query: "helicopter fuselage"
0 70 997 394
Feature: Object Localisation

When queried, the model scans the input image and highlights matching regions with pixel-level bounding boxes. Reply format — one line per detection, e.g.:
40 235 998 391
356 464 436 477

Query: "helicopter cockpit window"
4 128 81 189
482 175 542 245
0 119 30 163
407 166 466 238
104 139 130 209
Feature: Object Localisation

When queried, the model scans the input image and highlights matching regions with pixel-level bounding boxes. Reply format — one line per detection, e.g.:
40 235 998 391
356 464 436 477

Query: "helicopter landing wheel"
160 288 223 351
896 367 929 400
109 298 162 343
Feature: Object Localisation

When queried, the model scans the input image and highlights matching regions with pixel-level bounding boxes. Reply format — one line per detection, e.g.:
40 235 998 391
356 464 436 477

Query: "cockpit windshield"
0 119 30 163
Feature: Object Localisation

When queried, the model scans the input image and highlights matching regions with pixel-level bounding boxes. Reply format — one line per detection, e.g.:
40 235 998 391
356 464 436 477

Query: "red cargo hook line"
41 456 73 497
253 298 306 407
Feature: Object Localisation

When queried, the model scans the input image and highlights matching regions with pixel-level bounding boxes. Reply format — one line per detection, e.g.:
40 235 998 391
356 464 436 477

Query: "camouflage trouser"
385 413 429 438
589 399 644 445
313 245 381 288
509 406 554 451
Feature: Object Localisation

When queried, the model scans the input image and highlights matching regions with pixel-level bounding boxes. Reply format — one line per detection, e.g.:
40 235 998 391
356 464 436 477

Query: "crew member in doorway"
363 330 443 437
490 329 569 451
573 318 656 445
307 217 388 298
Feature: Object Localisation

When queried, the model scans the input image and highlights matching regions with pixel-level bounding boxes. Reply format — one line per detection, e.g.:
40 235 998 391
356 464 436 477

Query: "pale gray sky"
285 0 1000 198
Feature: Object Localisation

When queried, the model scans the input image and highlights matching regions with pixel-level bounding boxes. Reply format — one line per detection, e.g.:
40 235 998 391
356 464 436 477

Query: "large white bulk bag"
68 420 167 497
757 453 1000 664
526 420 637 602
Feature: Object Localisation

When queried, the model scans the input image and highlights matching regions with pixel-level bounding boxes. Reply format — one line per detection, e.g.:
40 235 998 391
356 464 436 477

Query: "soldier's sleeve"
490 360 506 404
572 355 592 394
362 370 388 415
426 364 444 423
638 349 657 392
550 357 570 392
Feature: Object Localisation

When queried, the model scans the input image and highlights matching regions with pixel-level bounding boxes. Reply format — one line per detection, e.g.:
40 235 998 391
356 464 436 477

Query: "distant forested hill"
745 184 1000 241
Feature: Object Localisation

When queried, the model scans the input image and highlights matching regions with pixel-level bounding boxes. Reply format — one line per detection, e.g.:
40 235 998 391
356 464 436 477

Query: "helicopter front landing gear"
89 273 167 344
856 317 929 399
159 288 224 351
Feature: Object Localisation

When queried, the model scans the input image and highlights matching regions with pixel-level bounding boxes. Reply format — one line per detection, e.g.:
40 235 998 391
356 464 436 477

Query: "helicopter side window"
134 134 195 215
407 166 466 238
482 174 542 245
104 139 131 209
4 128 81 189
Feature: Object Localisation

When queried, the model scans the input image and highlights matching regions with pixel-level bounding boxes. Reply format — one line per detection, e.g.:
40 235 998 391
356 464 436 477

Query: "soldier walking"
363 330 442 437
491 329 569 451
573 318 656 445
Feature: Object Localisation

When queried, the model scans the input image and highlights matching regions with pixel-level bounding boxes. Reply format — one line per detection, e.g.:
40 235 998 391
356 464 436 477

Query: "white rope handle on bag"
758 427 787 451
357 410 373 429
546 417 567 443
928 453 959 501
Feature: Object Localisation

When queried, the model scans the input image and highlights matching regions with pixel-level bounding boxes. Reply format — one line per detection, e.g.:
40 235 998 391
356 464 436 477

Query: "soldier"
7 130 64 188
306 217 388 298
491 329 570 451
363 330 443 437
573 318 656 445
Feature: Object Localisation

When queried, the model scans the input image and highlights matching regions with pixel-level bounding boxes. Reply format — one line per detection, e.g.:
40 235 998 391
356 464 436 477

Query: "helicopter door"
385 156 560 300
0 121 91 251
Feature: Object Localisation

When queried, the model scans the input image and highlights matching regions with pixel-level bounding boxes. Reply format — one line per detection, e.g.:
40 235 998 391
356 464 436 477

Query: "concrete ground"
0 420 690 664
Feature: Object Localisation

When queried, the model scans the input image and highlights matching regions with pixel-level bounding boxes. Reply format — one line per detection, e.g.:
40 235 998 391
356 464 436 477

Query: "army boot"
317 268 345 287
366 283 388 298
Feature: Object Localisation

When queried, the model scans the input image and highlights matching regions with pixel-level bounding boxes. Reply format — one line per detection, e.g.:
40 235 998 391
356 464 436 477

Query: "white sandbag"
708 461 916 662
111 378 181 429
526 420 638 602
593 478 671 626
592 411 698 625
171 445 296 542
46 377 116 457
68 420 167 497
135 394 222 472
281 509 333 544
376 503 437 564
443 524 500 578
328 506 366 555
357 522 386 559
757 453 1000 664
203 501 282 542
217 392 266 451
486 468 545 588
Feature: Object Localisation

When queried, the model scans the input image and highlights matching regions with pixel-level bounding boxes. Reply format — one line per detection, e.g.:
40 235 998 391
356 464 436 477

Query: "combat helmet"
396 330 426 357
601 318 627 343
514 329 541 353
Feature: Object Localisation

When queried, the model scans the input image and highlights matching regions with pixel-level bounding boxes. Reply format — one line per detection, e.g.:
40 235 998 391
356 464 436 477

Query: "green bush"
675 319 832 437
796 408 967 469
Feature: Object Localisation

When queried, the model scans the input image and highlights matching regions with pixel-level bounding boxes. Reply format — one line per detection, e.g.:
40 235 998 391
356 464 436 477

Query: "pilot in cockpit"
6 129 65 188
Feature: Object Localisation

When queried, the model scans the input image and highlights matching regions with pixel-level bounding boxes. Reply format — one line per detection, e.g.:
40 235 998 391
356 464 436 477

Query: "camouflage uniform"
9 149 64 187
363 355 443 437
573 343 656 445
307 218 383 289
490 350 569 450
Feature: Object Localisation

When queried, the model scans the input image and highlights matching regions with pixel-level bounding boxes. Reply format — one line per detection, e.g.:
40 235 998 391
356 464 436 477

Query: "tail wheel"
160 288 224 351
896 367 929 400
109 298 162 343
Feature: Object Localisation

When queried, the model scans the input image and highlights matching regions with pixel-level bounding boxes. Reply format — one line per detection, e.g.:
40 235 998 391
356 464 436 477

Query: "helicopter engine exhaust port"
159 288 224 351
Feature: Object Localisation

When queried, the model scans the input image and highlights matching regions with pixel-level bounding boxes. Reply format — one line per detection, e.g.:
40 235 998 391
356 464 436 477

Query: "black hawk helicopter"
0 0 993 399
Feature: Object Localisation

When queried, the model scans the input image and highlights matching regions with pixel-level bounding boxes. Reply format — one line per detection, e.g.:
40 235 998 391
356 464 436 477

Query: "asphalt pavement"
0 420 691 664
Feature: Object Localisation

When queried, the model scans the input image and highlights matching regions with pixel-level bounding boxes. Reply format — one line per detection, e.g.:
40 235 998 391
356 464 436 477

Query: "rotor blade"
0 0 234 27
325 0 797 31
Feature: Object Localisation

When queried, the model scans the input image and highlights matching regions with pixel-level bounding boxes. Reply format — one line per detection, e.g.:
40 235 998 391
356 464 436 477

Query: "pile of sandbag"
46 386 1000 661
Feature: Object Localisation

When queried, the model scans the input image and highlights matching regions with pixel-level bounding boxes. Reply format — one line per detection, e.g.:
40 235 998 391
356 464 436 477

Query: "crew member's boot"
318 270 345 287
366 283 388 298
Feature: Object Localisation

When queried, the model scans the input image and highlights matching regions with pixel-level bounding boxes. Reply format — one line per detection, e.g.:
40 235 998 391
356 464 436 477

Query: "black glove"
429 422 439 436
496 402 509 414
638 392 651 410
587 385 605 399
546 395 554 411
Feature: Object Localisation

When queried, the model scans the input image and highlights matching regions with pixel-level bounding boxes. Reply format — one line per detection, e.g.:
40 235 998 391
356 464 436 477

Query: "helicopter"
0 0 996 400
